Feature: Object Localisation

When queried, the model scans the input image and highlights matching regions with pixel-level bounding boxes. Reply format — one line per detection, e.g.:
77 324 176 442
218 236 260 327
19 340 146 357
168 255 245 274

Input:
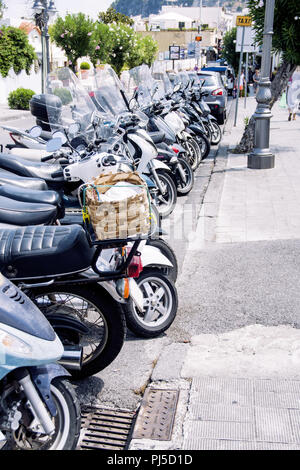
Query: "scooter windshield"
124 64 158 108
92 65 129 118
45 67 96 142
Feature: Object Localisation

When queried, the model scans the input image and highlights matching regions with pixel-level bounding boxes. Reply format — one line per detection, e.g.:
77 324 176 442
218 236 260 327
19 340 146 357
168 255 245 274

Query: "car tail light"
212 88 223 96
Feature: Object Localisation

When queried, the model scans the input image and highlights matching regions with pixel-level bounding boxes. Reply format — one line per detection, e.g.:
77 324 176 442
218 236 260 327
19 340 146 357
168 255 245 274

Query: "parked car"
197 70 228 124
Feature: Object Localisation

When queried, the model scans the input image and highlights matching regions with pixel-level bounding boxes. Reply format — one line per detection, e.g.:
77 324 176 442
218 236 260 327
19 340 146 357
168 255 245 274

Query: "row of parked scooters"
0 63 221 449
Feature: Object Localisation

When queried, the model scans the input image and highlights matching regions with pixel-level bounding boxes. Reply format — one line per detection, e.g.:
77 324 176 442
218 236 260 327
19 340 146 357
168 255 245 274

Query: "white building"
160 5 234 33
148 11 195 31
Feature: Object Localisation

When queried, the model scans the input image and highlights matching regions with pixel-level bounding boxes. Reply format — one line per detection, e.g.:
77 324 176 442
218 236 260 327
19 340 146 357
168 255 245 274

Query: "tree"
98 7 134 26
220 27 240 74
106 23 136 75
0 26 36 77
126 34 158 69
235 0 300 153
89 22 112 66
50 13 94 71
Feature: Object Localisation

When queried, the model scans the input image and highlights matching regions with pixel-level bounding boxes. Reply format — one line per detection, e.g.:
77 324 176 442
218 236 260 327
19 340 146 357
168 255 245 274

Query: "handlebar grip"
51 170 64 179
41 154 54 162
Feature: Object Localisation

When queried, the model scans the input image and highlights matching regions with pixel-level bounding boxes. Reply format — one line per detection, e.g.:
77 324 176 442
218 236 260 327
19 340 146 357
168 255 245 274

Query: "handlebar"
41 154 55 162
51 170 64 179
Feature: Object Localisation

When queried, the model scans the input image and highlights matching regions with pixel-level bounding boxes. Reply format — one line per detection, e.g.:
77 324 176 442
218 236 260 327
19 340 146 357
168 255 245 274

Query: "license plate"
129 278 144 312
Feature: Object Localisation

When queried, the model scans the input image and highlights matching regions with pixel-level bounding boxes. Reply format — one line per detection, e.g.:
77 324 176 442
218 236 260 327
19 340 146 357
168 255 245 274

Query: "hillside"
111 0 247 18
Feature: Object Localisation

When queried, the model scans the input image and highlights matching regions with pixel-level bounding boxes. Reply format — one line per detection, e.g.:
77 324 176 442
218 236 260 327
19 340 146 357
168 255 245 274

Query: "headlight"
0 330 32 356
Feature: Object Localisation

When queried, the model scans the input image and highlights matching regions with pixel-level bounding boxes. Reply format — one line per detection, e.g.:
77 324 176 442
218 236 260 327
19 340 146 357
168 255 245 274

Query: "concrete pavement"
130 96 300 450
0 105 30 122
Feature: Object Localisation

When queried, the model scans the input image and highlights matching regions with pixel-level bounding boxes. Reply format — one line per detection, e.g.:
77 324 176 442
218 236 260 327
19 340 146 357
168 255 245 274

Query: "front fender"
30 363 70 417
152 159 171 172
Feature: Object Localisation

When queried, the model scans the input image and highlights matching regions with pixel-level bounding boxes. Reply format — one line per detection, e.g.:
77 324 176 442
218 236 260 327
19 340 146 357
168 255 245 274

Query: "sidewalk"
0 104 30 122
130 97 300 450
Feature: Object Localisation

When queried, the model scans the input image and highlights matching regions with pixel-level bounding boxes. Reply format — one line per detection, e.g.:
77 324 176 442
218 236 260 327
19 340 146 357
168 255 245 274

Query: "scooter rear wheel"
123 270 178 338
30 284 126 379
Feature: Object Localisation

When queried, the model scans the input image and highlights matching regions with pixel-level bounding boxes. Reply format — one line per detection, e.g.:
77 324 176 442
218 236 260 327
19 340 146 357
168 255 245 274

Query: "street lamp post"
32 0 57 93
248 0 275 170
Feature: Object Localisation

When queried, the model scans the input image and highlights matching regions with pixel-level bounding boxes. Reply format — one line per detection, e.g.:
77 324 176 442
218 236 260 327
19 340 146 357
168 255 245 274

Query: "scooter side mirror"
69 122 81 135
52 130 67 145
46 137 62 153
29 125 42 138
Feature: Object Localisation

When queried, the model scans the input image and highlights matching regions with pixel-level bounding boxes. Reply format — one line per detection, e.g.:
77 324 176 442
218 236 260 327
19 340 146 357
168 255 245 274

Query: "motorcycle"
0 273 81 450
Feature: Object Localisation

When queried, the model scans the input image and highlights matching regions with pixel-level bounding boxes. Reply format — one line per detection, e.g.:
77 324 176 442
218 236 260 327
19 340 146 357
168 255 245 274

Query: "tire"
123 269 178 338
203 123 212 143
30 284 126 379
196 133 211 159
146 238 178 282
181 138 200 171
3 378 81 450
175 157 194 195
218 110 225 125
210 121 222 145
154 170 177 219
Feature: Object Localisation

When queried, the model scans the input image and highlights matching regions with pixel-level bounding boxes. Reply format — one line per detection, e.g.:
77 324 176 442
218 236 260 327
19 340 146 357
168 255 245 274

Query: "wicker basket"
81 172 151 241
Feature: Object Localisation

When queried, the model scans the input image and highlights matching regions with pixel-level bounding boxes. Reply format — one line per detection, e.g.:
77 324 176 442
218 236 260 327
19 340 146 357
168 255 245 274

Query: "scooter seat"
149 131 165 144
0 153 64 183
0 170 48 191
0 183 62 207
0 196 57 226
0 224 95 279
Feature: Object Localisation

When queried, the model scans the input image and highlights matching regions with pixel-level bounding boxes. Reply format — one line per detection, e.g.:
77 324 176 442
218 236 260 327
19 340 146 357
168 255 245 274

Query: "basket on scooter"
79 172 151 243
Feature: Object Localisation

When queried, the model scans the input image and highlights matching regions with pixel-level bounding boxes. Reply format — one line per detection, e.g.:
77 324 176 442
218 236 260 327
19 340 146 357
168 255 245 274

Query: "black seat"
0 225 95 279
0 183 62 207
0 170 48 191
0 153 64 183
0 196 57 226
149 131 165 144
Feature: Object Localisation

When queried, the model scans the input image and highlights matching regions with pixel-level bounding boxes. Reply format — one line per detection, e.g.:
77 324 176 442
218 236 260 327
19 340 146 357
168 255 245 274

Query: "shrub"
53 87 72 105
80 61 90 70
8 87 35 110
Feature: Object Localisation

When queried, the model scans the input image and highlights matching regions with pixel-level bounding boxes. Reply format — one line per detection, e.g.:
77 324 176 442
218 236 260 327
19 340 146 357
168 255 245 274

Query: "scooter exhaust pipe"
58 345 83 370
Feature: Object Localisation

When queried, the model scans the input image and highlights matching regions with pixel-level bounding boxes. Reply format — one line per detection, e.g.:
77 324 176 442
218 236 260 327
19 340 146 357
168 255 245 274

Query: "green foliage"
98 7 134 25
53 88 72 105
89 22 112 66
220 27 240 74
106 23 136 75
8 88 35 110
80 62 91 70
50 13 95 69
126 34 158 68
247 0 300 65
0 26 36 78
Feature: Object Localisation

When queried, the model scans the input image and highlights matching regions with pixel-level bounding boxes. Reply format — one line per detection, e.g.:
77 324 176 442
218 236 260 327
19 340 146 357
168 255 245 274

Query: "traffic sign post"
234 16 252 127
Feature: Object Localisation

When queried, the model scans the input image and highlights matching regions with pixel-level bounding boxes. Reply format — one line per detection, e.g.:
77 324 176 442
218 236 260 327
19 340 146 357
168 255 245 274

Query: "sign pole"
244 51 248 108
234 25 245 127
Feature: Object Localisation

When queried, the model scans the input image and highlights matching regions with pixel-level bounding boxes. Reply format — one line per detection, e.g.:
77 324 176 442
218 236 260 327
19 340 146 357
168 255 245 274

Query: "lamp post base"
247 152 275 169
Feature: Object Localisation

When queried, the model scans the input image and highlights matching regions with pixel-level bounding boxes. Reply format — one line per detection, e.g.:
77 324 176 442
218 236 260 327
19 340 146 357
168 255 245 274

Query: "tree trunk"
233 61 296 154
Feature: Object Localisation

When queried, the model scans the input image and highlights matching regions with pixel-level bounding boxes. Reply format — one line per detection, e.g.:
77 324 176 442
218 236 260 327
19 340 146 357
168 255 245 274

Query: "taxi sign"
236 16 252 27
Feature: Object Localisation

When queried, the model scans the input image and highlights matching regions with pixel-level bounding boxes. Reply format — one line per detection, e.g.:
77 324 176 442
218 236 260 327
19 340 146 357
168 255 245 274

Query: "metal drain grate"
132 389 179 441
78 407 136 450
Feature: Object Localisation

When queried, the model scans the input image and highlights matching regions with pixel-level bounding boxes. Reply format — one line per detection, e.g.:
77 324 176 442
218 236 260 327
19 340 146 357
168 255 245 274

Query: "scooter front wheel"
210 121 222 145
2 377 81 450
153 170 177 219
176 157 194 195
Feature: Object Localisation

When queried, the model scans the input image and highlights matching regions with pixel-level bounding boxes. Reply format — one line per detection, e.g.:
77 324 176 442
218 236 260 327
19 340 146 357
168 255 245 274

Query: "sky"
5 0 113 20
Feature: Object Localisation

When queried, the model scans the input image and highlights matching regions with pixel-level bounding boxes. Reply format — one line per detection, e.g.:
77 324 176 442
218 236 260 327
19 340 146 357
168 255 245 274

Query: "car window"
198 75 217 86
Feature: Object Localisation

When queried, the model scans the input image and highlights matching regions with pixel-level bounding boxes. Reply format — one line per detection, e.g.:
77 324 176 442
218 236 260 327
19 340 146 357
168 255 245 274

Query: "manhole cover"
78 407 136 450
132 389 179 441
